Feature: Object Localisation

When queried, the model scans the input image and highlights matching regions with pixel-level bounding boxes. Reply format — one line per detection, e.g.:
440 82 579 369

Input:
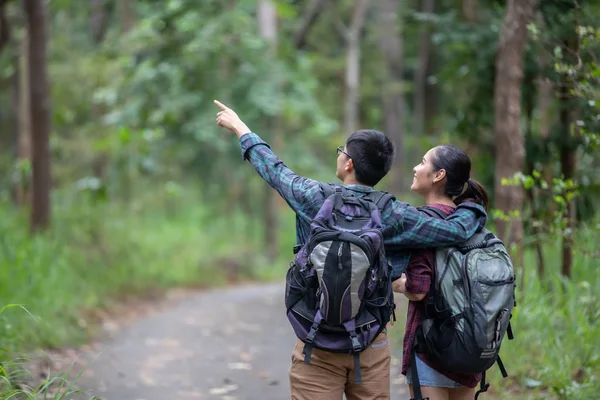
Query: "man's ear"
433 169 446 183
345 159 355 172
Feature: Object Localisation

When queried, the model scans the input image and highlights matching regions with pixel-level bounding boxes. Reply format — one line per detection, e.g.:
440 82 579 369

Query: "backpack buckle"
350 336 362 352
306 328 317 343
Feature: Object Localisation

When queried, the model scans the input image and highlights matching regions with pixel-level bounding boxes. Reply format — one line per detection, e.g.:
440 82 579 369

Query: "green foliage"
0 0 598 397
0 305 92 399
0 183 296 354
92 0 337 196
489 224 600 400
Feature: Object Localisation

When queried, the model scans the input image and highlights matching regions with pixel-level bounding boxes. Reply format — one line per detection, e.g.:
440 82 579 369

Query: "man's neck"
342 177 369 187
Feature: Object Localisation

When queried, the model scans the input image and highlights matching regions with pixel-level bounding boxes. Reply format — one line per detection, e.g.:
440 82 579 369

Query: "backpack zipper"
461 254 472 303
332 242 345 322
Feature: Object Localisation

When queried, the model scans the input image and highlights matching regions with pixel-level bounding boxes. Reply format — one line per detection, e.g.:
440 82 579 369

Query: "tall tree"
16 30 32 206
25 0 52 232
493 0 537 247
90 0 113 44
90 0 112 184
0 0 10 54
343 0 368 135
293 0 327 49
413 0 435 140
558 35 580 279
257 0 279 261
120 0 134 33
378 0 405 192
462 0 478 23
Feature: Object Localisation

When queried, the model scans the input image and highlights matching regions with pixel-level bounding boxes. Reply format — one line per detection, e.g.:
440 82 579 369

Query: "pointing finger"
213 100 229 111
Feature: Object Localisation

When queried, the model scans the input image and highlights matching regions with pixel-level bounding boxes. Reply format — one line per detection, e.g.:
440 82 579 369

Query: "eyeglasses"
337 145 352 159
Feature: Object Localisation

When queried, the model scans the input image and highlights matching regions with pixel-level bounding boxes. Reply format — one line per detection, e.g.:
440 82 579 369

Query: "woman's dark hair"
430 144 489 210
345 130 395 187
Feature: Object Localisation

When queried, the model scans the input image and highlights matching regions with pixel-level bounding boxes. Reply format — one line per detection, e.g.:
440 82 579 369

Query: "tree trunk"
378 0 405 193
559 125 576 279
90 0 112 44
293 0 327 49
16 30 32 206
344 0 368 135
0 0 11 54
558 63 578 279
257 0 279 261
462 0 478 23
493 0 536 247
531 51 554 278
524 89 544 281
413 0 435 141
25 0 52 232
120 0 134 33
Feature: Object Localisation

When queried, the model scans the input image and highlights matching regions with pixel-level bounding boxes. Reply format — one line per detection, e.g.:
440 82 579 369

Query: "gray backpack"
411 206 516 400
285 184 396 384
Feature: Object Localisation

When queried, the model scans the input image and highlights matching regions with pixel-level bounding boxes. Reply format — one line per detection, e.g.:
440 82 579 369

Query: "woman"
393 144 489 400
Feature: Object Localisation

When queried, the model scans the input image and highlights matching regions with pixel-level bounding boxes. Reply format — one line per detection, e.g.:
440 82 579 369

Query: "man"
214 100 486 400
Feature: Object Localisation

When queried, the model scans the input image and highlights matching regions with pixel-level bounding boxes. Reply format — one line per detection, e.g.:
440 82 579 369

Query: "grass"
0 185 299 397
1 183 597 399
487 222 600 400
391 221 600 400
0 188 297 355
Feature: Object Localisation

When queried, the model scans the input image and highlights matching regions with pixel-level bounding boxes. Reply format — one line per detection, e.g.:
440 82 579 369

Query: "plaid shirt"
401 203 482 388
239 133 487 276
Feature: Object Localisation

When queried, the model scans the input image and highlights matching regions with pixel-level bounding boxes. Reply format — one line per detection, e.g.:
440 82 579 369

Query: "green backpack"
411 206 516 400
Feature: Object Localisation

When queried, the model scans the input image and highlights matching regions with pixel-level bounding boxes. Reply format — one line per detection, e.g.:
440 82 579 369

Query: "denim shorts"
405 355 463 388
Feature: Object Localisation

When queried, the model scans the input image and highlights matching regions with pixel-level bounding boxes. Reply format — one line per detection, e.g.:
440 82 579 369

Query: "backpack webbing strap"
507 321 514 340
366 190 395 212
319 182 337 199
497 355 508 377
319 183 396 212
409 350 429 400
302 311 324 364
474 357 507 399
474 372 489 400
342 320 363 384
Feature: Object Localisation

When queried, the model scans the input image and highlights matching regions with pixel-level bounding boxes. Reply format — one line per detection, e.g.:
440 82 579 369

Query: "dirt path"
69 282 409 400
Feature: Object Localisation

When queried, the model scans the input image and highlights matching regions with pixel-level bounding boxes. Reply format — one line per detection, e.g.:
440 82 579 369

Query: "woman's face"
411 147 441 196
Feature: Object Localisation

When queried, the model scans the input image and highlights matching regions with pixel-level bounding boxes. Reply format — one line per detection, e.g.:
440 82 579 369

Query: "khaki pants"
289 333 391 400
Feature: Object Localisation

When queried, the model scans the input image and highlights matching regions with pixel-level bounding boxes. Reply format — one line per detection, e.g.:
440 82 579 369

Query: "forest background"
0 0 598 399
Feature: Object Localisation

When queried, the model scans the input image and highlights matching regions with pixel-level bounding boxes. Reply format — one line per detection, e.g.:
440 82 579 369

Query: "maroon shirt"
401 203 481 388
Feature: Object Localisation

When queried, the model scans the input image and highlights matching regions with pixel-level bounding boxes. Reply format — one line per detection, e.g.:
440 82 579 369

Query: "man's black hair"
345 129 395 187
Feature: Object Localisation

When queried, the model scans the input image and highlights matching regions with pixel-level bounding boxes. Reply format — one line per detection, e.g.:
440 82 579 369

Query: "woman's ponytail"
454 178 489 210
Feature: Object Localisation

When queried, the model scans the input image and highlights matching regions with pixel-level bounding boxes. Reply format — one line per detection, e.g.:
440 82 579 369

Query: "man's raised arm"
381 200 487 250
214 100 322 216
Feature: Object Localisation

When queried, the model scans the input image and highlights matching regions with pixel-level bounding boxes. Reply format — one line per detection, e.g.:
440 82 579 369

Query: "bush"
490 222 600 399
0 186 296 354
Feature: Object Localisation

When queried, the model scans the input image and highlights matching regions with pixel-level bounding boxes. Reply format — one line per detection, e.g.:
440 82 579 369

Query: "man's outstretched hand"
214 100 251 139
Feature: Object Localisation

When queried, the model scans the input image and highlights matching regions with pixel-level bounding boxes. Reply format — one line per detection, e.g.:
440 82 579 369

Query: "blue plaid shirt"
240 133 487 277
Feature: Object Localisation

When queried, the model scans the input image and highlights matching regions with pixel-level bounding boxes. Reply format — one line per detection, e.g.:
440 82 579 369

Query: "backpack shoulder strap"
366 190 396 212
319 182 340 199
418 205 447 220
